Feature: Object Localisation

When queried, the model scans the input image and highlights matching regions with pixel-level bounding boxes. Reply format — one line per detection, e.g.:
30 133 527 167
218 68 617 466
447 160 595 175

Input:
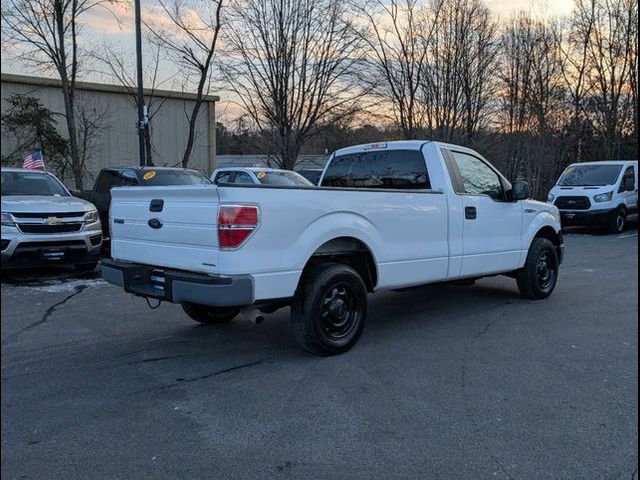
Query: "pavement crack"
127 354 184 365
135 357 272 393
3 285 87 344
474 318 497 339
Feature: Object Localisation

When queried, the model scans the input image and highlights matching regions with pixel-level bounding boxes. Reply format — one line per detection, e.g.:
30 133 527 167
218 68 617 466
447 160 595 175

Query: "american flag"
23 150 45 170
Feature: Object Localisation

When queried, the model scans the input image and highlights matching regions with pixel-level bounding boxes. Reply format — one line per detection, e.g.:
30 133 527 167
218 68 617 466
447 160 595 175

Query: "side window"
95 170 120 193
321 150 430 189
619 166 635 192
118 170 139 187
234 172 255 184
214 172 232 185
449 151 503 200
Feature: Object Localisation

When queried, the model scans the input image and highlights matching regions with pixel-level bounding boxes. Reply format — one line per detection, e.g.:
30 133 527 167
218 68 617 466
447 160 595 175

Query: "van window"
558 164 623 187
321 150 430 189
619 166 636 192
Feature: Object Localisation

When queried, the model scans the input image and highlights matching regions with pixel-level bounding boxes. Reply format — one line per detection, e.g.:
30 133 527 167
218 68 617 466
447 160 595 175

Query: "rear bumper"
560 208 615 227
101 259 254 307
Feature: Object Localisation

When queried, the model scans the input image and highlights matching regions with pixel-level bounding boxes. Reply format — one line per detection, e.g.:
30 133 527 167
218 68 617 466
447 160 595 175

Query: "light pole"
134 0 146 166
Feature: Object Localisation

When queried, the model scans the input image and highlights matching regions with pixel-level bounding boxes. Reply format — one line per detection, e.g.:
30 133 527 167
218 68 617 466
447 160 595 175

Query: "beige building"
1 73 219 188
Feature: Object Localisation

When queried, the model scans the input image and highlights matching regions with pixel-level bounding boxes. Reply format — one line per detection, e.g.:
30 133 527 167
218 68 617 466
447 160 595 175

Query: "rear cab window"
321 149 430 189
143 170 211 186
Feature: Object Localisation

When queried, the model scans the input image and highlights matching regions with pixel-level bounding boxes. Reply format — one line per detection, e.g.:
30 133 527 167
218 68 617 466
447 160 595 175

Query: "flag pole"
134 0 146 167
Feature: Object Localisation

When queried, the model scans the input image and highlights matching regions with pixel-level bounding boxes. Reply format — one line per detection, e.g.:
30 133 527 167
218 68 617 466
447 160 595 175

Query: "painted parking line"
617 232 638 239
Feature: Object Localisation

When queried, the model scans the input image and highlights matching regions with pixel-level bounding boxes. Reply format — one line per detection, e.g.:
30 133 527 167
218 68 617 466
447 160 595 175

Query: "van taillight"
218 205 259 249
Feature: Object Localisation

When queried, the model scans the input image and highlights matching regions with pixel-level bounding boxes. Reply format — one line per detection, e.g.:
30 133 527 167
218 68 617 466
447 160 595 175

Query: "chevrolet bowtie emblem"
44 217 62 225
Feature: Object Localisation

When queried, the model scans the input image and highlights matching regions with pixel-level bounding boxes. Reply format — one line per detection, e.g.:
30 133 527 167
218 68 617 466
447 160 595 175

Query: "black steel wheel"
291 263 367 355
608 208 626 234
516 238 559 299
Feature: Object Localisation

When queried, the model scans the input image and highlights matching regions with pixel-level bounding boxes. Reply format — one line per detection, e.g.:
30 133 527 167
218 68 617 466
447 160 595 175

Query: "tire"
181 303 240 324
607 207 626 234
291 263 367 356
516 238 559 300
74 261 98 273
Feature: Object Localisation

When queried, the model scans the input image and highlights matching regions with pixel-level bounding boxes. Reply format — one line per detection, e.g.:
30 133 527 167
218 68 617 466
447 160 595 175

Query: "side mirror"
511 181 530 201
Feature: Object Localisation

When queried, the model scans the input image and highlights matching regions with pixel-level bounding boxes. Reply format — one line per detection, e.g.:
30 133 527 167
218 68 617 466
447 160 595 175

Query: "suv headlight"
547 193 556 203
1 212 15 227
593 191 613 203
84 209 100 224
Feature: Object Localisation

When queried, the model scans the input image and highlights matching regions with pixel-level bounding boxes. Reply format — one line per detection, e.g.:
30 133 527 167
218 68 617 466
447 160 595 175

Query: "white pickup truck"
102 141 564 355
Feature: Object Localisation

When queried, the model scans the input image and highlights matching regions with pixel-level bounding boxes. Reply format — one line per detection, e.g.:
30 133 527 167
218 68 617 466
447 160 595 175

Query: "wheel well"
302 237 377 292
534 226 561 246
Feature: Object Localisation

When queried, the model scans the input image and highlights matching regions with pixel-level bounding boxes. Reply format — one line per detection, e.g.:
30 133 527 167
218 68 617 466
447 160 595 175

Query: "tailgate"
110 185 220 274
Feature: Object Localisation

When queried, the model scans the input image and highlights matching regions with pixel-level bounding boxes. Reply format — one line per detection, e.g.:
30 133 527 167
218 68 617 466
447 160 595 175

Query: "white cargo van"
548 161 638 233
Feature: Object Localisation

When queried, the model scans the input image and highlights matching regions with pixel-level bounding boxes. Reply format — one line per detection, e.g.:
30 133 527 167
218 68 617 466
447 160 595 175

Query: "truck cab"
548 161 638 233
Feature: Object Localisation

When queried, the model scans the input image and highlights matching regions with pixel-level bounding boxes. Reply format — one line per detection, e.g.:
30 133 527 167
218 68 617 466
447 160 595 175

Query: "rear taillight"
218 205 259 249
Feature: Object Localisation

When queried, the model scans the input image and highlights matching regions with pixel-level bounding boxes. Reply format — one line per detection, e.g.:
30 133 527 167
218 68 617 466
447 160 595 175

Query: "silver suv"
1 168 102 271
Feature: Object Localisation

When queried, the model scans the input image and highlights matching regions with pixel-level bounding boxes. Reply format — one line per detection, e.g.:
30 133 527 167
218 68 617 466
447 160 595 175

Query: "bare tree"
221 0 365 169
575 0 637 158
147 0 223 168
92 42 168 165
355 0 434 140
497 12 566 197
423 0 498 141
1 0 113 188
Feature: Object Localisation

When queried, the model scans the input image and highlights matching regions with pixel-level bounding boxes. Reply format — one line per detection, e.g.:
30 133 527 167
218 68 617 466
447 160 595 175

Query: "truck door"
442 149 523 277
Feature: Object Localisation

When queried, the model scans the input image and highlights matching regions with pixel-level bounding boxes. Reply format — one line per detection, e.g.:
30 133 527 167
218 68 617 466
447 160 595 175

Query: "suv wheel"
181 303 240 324
516 238 559 299
291 263 367 356
608 207 626 234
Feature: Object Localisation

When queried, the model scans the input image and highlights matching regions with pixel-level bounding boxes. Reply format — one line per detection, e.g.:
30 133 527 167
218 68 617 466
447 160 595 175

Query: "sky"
1 0 576 123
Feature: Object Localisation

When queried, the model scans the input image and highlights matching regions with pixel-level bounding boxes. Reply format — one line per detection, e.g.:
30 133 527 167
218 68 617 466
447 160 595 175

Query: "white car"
103 141 563 355
211 167 313 187
548 160 638 233
1 168 102 271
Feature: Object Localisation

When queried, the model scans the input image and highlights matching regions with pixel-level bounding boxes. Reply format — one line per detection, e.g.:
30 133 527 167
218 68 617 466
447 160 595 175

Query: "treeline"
2 0 638 196
218 0 638 198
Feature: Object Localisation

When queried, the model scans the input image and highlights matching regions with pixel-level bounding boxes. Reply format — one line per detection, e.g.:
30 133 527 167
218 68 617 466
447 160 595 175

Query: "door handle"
465 206 477 220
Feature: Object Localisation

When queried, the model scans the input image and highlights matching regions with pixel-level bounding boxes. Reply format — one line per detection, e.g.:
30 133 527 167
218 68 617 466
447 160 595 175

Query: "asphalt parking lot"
1 229 638 479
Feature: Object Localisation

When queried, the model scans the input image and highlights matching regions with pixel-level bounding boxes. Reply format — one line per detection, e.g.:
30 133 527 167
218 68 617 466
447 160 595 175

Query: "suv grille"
18 223 83 234
11 211 85 219
554 196 591 210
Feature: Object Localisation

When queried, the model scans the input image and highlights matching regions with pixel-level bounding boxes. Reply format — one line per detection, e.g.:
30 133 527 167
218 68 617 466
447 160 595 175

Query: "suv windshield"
143 170 211 186
1 171 69 196
254 171 312 186
558 164 623 186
